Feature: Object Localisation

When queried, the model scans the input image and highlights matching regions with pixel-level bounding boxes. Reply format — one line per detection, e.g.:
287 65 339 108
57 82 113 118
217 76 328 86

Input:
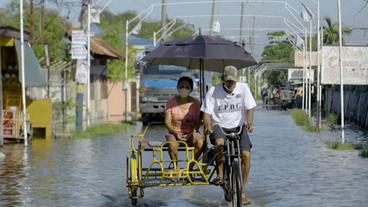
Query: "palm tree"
322 17 352 45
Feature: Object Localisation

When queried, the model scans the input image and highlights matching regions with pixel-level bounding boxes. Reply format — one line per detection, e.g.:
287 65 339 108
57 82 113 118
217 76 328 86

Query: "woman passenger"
164 76 204 163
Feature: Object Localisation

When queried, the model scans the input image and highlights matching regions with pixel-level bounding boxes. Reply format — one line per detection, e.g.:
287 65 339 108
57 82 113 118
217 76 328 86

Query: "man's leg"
239 130 252 204
214 138 225 181
241 150 251 191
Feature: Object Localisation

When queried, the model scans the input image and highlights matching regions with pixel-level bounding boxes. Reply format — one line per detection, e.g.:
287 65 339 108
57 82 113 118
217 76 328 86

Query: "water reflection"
0 110 367 207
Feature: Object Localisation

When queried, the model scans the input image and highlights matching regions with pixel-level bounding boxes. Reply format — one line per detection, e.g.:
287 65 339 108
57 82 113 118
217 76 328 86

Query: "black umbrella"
142 34 257 72
142 34 258 101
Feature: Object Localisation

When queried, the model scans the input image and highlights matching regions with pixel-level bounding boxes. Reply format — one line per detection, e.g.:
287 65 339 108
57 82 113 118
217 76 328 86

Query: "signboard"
288 68 314 83
71 45 88 60
212 21 220 33
71 30 87 60
72 30 87 45
75 60 88 84
321 46 368 85
294 51 318 67
91 8 100 24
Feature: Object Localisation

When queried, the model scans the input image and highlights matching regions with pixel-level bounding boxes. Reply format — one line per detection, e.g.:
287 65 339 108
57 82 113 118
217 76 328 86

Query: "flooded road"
1 108 368 207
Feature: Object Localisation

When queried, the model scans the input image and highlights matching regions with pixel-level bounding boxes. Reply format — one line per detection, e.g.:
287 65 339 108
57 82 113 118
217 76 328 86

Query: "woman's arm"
165 110 179 137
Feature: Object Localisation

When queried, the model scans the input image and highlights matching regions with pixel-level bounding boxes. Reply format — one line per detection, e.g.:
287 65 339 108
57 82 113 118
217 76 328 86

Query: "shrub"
359 146 368 158
326 141 355 150
290 109 309 126
327 113 337 128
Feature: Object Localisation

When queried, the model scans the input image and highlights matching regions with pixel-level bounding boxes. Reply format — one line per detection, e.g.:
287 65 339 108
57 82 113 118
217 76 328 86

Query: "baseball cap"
222 65 238 81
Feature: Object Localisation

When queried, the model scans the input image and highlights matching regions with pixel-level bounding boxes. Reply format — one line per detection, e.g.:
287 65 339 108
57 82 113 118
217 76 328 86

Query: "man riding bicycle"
201 65 256 205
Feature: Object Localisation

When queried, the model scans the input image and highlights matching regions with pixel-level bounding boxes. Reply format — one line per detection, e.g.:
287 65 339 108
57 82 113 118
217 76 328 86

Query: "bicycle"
212 124 245 207
126 123 248 206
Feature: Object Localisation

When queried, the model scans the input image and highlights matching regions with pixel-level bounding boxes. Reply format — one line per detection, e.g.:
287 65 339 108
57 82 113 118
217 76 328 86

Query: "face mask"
178 88 191 98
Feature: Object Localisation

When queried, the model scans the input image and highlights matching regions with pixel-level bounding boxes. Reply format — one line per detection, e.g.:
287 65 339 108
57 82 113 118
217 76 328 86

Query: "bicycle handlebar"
215 124 244 138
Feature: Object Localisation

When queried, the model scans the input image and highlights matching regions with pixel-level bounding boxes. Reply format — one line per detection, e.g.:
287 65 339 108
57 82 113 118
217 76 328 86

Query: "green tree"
0 0 68 61
98 10 138 80
322 17 352 45
261 31 294 88
98 10 195 80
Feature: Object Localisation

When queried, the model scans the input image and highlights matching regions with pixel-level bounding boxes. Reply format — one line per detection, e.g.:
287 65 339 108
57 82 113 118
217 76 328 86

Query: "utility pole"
20 0 29 145
45 45 51 98
249 17 255 89
239 2 244 44
337 0 345 143
75 0 89 130
40 0 45 39
0 46 3 146
29 0 34 40
209 0 216 35
251 17 255 56
161 0 167 39
239 2 245 81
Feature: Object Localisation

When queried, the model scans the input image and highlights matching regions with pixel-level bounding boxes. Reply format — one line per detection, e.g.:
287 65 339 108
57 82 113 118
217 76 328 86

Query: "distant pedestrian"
261 87 268 105
294 88 303 108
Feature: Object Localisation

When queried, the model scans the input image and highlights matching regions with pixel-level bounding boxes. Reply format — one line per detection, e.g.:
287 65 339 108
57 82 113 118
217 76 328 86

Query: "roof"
14 39 46 87
129 35 153 46
0 25 31 41
65 24 124 60
90 36 124 60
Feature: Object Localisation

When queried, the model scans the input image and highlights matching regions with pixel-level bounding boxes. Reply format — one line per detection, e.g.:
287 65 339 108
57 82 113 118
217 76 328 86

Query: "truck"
279 86 295 110
139 64 196 125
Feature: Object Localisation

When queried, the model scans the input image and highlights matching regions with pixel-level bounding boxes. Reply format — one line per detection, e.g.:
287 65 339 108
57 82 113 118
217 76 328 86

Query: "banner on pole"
76 60 88 84
294 51 318 67
71 30 88 60
321 46 368 85
71 45 88 60
72 30 87 45
288 68 314 83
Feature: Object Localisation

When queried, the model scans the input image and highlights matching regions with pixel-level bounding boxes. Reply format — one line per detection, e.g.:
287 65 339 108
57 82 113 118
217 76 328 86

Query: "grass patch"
326 141 355 150
71 123 130 139
290 108 317 132
359 146 368 158
304 125 318 132
290 108 309 126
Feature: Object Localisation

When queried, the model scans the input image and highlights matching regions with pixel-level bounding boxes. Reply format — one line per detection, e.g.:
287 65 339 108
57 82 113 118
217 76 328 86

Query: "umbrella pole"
200 59 205 104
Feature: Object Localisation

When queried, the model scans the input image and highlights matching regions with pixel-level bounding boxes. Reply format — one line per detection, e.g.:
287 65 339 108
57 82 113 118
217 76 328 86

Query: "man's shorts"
209 124 252 152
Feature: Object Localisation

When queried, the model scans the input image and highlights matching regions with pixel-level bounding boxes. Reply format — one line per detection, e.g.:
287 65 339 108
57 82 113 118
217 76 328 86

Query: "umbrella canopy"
142 34 257 72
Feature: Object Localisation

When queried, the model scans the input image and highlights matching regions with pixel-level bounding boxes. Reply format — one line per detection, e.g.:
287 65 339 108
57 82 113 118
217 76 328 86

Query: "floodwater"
1 108 368 207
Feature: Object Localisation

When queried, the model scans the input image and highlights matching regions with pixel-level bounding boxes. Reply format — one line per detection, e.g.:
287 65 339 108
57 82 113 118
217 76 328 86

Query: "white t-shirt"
201 82 256 128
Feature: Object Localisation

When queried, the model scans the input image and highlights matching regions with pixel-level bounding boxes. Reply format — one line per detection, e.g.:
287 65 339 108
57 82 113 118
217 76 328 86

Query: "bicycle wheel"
223 163 231 202
129 187 138 205
231 159 242 207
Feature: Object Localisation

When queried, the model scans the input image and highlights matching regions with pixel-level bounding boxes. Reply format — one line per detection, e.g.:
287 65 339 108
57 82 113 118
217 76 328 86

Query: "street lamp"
86 1 91 127
298 0 322 128
301 2 314 118
86 0 113 127
125 6 154 121
20 0 28 146
284 17 308 111
337 0 345 143
153 18 177 46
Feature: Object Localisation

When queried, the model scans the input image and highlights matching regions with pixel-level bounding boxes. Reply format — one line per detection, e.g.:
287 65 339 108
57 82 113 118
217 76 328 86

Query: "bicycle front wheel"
231 159 242 207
